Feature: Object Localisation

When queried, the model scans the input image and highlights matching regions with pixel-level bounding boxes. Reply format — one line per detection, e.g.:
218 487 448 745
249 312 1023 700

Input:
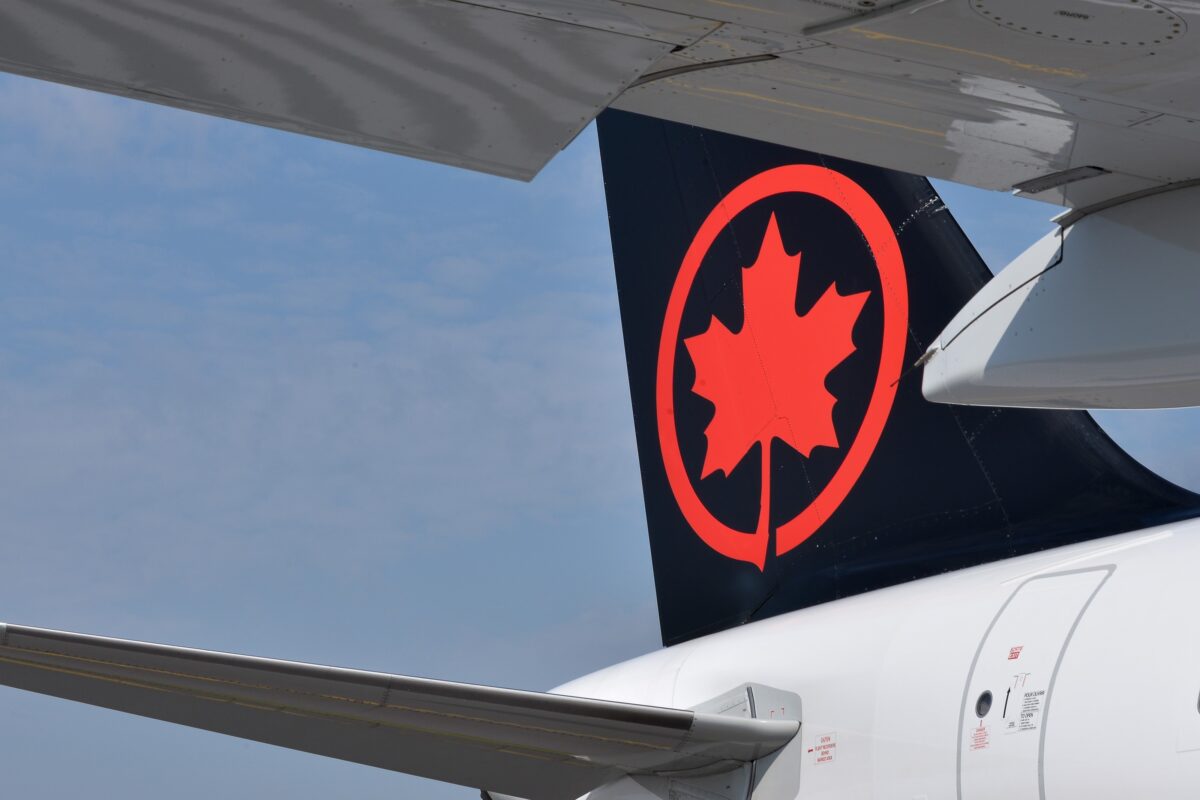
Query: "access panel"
958 567 1111 800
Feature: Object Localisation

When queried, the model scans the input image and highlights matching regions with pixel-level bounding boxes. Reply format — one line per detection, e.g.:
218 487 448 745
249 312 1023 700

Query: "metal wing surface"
0 623 797 800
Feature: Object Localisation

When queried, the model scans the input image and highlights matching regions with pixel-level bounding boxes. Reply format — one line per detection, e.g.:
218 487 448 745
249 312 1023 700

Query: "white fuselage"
557 521 1200 799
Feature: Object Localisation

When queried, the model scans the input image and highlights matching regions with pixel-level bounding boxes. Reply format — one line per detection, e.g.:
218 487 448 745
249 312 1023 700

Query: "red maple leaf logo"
683 213 869 538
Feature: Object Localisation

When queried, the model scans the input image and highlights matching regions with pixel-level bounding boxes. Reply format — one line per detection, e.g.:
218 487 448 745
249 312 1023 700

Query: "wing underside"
0 0 690 179
3 0 1200 205
0 623 797 800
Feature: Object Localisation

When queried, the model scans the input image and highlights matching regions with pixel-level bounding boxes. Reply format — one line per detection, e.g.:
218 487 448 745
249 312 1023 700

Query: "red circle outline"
656 166 909 570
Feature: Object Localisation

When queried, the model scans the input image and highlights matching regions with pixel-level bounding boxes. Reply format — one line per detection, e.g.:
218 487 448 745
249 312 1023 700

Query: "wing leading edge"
0 623 796 800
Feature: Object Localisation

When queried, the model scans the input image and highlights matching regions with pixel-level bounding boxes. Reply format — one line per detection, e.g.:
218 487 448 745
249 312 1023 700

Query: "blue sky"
0 74 1196 797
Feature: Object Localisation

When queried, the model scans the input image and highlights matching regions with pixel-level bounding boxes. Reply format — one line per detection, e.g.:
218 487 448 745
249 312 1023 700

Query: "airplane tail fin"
596 109 1200 647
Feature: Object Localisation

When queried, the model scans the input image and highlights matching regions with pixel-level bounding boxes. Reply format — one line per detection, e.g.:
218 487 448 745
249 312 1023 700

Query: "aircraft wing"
0 623 797 800
3 0 1200 206
0 0 700 180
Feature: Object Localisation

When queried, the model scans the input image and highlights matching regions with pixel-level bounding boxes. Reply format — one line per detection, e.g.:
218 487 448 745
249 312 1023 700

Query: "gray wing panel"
0 624 797 800
0 0 686 180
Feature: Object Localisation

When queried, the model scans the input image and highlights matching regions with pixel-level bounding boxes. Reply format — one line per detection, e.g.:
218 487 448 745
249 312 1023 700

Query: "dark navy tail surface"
597 109 1200 647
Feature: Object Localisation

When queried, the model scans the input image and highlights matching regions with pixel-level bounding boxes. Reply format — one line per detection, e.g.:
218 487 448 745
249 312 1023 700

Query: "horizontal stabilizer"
0 624 797 800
